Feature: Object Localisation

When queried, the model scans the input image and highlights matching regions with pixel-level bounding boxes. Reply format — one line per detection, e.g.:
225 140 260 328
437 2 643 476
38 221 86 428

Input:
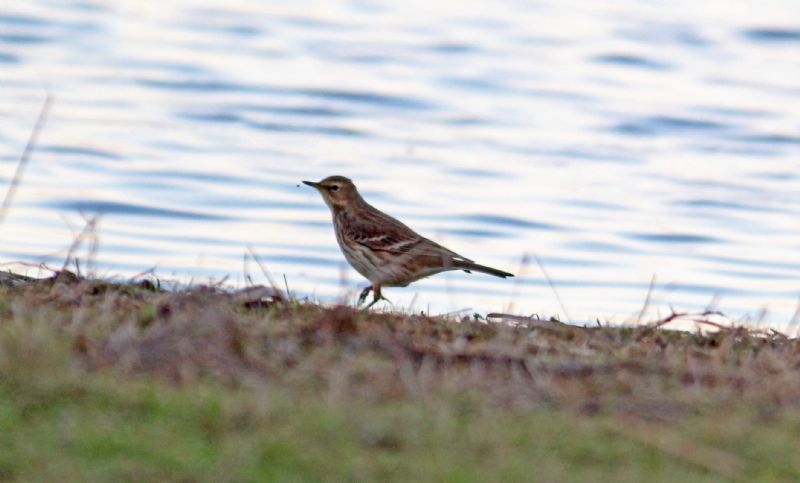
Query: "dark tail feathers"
455 261 513 278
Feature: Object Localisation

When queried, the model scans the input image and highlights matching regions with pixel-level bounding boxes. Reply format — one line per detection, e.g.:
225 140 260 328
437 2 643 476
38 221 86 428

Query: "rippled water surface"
1 0 799 324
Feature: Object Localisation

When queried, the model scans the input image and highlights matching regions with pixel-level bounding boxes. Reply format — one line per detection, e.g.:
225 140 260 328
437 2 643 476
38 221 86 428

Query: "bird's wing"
345 213 472 262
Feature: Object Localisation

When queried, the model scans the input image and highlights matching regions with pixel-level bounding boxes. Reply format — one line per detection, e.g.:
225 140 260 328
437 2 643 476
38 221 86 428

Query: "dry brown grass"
5 271 800 481
3 270 799 423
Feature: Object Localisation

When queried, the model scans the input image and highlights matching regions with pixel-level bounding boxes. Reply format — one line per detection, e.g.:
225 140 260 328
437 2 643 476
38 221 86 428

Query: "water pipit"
303 175 513 308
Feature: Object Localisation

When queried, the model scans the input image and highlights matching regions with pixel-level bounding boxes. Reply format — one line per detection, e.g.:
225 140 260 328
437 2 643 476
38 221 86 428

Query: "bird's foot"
357 286 373 305
365 294 391 309
358 285 391 309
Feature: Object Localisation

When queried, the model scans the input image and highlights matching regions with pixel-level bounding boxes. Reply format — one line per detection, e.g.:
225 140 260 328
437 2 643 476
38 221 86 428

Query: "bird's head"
302 175 359 209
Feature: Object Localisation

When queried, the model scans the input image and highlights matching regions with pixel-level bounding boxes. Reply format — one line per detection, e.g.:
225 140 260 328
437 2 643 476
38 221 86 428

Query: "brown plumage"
303 175 513 307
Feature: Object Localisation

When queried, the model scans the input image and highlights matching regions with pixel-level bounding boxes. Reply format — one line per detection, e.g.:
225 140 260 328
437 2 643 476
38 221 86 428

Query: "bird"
302 175 513 308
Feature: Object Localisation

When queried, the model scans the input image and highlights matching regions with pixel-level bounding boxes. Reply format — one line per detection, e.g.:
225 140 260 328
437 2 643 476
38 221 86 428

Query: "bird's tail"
454 260 514 278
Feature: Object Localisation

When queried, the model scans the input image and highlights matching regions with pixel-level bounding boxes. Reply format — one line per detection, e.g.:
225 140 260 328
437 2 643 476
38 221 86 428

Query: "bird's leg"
358 285 373 305
364 284 390 309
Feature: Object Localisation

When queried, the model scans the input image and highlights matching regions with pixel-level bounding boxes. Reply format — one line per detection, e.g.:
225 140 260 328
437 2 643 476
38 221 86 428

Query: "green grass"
1 273 799 482
5 375 800 482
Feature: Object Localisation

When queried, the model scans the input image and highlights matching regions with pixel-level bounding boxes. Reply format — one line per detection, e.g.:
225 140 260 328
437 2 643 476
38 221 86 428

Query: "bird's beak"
302 180 320 189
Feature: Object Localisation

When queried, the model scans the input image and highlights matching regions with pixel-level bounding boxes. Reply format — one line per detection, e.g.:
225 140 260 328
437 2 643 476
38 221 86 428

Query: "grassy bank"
1 272 800 482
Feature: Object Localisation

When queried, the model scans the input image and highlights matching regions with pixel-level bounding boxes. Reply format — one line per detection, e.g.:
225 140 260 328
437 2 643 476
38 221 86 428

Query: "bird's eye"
329 185 340 192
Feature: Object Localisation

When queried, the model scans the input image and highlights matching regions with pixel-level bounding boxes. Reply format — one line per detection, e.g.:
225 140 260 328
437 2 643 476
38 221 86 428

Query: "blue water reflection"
0 0 798 326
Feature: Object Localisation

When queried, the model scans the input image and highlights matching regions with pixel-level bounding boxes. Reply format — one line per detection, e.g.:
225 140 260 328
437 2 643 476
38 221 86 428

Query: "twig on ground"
439 307 473 317
634 274 656 325
283 274 292 300
534 254 573 324
246 244 284 299
128 266 158 283
60 215 100 274
486 312 567 329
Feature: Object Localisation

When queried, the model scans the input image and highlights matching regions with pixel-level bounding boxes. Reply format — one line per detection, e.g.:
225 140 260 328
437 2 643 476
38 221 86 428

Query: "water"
1 0 798 325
